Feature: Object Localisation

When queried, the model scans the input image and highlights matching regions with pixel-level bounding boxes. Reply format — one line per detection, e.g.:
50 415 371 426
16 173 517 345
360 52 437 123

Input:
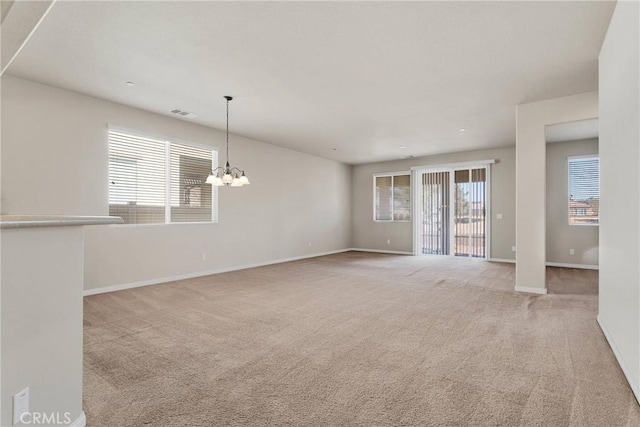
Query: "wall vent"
169 109 198 119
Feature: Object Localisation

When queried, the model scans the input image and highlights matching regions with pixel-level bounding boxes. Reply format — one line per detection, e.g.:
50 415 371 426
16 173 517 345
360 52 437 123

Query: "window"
568 156 599 225
374 173 411 221
108 129 217 224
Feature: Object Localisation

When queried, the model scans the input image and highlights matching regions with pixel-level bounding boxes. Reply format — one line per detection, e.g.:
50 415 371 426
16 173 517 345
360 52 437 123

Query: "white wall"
1 75 352 291
546 138 599 266
515 92 599 293
1 226 85 427
598 0 640 402
351 146 516 260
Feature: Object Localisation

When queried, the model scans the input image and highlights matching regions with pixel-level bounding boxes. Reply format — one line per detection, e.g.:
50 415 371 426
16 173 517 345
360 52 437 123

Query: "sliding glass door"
413 164 490 258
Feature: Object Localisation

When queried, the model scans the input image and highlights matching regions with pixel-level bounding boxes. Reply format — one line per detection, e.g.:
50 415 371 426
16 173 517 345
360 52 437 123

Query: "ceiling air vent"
169 109 198 119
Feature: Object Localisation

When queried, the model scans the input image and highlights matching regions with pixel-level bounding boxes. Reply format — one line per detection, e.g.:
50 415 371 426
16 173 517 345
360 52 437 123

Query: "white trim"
350 248 413 255
568 154 599 161
514 285 547 295
486 165 492 259
107 221 218 228
373 170 411 177
489 258 516 264
164 141 171 222
69 411 86 427
597 315 640 404
545 262 599 270
449 171 455 255
411 168 421 255
410 159 496 172
84 249 351 296
373 220 412 223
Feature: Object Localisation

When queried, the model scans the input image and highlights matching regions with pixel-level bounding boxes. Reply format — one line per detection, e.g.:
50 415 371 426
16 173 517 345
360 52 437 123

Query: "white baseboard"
487 260 598 270
597 315 640 404
69 411 86 427
545 262 599 270
84 249 351 296
488 258 516 264
514 285 547 295
350 248 413 255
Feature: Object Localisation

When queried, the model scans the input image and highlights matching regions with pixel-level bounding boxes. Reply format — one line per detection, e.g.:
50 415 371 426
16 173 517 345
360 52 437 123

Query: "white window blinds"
374 174 411 221
375 176 393 221
108 129 216 224
568 156 599 225
392 174 411 221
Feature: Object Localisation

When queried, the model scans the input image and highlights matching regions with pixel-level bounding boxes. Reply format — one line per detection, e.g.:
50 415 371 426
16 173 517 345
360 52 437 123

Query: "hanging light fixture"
206 96 250 187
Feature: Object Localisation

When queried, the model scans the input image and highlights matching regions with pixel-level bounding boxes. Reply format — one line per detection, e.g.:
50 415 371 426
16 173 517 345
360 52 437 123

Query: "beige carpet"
83 252 639 426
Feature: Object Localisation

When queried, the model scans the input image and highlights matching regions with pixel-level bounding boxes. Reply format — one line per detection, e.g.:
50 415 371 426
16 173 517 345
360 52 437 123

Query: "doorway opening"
544 118 599 294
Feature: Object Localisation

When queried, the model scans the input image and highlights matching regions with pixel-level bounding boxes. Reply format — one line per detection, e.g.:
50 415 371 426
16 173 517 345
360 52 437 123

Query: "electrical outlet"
13 387 29 426
512 246 516 252
569 249 575 255
201 252 207 261
387 239 391 245
308 242 312 247
496 213 503 219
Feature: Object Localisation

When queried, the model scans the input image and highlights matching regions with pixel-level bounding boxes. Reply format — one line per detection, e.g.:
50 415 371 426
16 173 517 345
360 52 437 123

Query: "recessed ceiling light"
399 146 406 149
126 81 135 86
459 128 466 132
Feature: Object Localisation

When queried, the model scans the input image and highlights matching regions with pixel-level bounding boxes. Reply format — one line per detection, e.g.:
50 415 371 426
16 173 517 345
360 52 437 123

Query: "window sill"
109 221 218 227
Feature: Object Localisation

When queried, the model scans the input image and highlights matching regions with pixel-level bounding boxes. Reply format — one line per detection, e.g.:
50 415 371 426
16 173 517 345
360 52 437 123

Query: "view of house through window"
568 156 599 225
108 129 217 224
374 173 411 221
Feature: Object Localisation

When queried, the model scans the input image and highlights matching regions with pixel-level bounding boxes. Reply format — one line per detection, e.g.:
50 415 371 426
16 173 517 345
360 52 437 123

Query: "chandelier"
206 96 250 187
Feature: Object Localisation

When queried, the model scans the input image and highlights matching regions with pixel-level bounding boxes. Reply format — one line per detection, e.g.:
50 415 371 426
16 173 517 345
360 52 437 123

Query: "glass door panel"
454 170 470 256
470 168 487 258
453 168 487 258
421 171 450 255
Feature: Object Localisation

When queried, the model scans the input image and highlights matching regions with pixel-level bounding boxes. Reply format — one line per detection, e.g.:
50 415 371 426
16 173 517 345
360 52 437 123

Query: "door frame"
411 159 495 258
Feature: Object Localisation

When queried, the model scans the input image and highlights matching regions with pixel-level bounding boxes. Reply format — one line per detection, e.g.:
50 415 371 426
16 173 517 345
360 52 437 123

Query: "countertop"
0 215 123 229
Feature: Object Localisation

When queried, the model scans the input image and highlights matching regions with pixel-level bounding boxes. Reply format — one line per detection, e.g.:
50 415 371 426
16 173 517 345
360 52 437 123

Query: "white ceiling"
7 1 615 165
546 118 599 143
